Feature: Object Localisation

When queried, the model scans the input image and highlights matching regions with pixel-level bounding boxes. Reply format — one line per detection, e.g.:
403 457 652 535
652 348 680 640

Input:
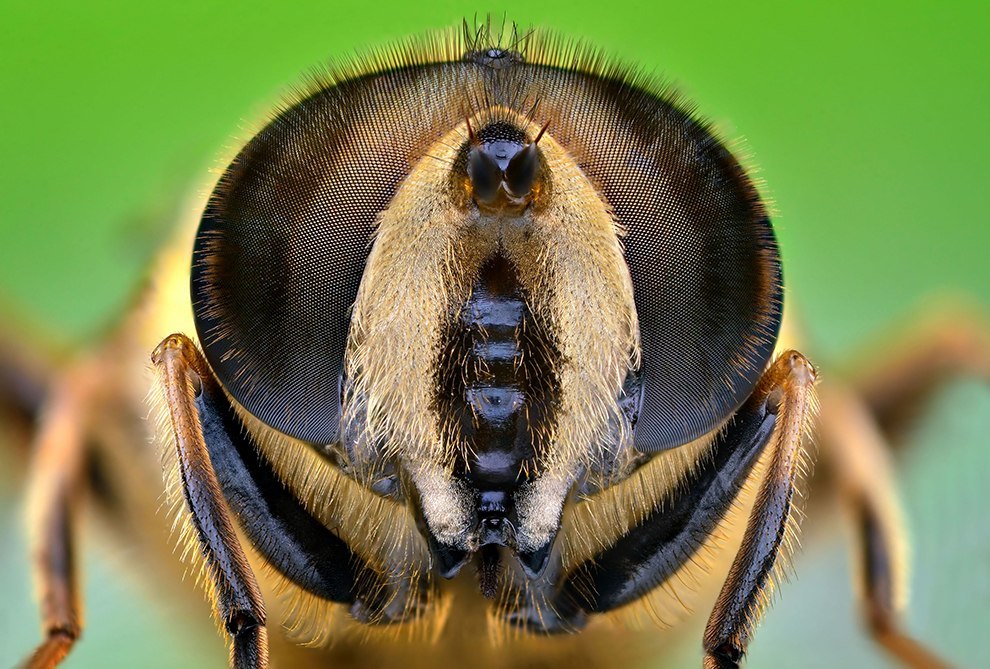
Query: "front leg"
153 334 429 668
702 352 816 668
526 352 816 667
153 335 269 669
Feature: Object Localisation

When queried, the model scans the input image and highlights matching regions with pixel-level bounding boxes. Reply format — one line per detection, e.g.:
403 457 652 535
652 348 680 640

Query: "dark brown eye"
594 118 781 451
190 67 483 445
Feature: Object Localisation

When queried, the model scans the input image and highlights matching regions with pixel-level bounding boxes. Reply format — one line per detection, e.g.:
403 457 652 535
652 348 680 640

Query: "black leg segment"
154 334 270 669
514 352 816 669
193 355 424 622
541 387 778 630
196 374 363 603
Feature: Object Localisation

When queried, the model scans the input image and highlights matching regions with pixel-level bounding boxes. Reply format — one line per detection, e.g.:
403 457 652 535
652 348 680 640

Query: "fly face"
335 107 638 584
190 24 780 607
11 19 966 669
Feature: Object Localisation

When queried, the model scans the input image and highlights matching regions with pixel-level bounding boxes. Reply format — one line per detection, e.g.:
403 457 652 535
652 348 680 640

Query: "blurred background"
1 2 987 667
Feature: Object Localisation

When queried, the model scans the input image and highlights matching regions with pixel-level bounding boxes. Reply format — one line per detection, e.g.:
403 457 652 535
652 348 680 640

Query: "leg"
519 350 815 663
152 335 269 669
0 323 56 450
186 333 428 622
152 334 428 666
848 300 990 439
819 382 950 669
20 368 91 669
701 351 816 669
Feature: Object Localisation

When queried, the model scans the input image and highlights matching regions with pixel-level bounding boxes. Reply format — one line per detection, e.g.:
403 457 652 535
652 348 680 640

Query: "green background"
1 2 987 667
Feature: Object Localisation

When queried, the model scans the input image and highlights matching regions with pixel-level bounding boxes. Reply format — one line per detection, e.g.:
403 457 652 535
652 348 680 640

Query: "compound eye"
525 71 781 452
503 143 539 198
190 63 487 446
467 147 502 202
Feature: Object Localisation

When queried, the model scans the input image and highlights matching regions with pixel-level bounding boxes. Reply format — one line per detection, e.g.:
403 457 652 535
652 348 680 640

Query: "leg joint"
703 643 744 669
46 625 80 643
226 610 266 640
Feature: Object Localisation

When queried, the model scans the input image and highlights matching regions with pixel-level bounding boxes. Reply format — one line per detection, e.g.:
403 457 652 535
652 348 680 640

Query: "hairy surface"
153 17 783 664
